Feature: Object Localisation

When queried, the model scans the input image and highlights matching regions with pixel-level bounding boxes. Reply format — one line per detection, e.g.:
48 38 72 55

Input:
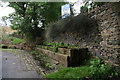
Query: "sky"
0 2 15 26
0 0 83 26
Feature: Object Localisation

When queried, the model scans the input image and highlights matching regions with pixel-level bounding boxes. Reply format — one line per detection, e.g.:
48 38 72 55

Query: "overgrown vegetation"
31 50 52 70
45 57 119 80
46 13 98 40
11 37 23 45
43 42 69 47
37 42 78 53
0 26 24 45
88 58 119 80
5 2 67 41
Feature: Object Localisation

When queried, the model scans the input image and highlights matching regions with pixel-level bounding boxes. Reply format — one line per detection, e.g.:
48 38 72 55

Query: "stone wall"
36 48 68 67
45 2 120 70
36 48 90 67
89 3 120 67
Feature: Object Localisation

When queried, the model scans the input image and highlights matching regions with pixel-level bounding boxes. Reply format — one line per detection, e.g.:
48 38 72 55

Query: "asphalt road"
0 50 2 80
1 50 41 78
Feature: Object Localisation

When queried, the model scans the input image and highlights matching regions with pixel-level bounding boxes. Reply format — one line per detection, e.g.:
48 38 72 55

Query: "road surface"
1 50 41 78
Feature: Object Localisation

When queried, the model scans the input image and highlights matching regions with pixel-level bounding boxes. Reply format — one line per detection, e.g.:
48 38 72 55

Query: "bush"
46 13 98 40
11 38 23 45
89 58 118 80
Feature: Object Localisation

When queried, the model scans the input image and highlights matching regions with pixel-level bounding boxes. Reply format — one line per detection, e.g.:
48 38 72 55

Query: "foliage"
51 46 58 53
44 57 119 80
41 2 67 25
0 27 23 45
31 50 52 70
7 2 66 41
8 2 44 41
80 5 88 13
89 58 118 80
11 37 23 45
46 13 98 40
41 42 77 53
1 16 8 26
43 42 75 48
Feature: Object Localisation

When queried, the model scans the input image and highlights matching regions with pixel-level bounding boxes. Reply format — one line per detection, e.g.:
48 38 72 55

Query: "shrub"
46 13 98 40
11 38 23 45
89 58 118 80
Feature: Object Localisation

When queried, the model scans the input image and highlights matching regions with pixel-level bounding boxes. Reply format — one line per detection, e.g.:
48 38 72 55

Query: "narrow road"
1 51 41 78
0 50 2 80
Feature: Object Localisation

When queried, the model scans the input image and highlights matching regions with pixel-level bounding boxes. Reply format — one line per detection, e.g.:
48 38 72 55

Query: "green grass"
44 57 119 80
11 38 23 45
45 66 91 78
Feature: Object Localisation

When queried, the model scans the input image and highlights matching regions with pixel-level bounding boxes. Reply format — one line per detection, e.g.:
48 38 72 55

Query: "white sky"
0 2 15 26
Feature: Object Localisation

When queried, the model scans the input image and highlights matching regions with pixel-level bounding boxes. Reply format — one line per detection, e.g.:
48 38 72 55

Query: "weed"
89 57 118 80
31 50 52 70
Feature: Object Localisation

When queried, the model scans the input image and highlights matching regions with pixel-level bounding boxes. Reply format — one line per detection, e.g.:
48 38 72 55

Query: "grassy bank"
45 58 119 80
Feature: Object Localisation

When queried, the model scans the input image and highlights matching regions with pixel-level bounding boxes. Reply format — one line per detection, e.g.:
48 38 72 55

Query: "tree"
40 2 67 26
8 2 66 41
1 16 8 26
80 5 88 13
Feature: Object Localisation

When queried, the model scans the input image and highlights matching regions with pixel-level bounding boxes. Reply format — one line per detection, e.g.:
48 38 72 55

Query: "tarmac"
1 50 41 78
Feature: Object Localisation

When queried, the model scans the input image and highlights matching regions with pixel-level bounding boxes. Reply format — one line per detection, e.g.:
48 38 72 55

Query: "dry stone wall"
88 2 120 66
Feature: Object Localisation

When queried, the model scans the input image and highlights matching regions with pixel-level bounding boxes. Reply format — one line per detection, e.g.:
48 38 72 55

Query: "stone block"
37 48 68 67
58 48 71 55
54 54 68 67
2 45 8 49
107 40 120 45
